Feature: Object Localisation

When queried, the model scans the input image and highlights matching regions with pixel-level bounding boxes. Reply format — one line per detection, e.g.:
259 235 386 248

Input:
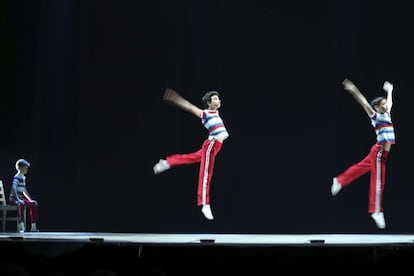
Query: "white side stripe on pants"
201 139 215 205
375 149 383 213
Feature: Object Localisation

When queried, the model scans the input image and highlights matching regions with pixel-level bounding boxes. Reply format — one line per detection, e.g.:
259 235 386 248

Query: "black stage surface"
1 232 414 275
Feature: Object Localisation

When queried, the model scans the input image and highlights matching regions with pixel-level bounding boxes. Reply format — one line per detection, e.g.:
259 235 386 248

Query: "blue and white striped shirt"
371 112 396 145
201 110 229 141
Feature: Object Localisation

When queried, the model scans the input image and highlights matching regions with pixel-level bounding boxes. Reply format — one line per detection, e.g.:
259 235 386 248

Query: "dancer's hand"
163 88 203 117
343 79 357 93
383 81 393 93
163 88 180 104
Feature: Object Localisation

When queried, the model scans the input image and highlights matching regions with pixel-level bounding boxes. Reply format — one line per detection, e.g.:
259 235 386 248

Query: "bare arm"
23 188 38 205
342 79 375 117
383 81 393 113
23 188 32 201
163 88 203 118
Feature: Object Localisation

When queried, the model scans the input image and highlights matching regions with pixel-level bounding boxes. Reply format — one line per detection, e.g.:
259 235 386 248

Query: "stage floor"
2 232 414 246
2 232 414 275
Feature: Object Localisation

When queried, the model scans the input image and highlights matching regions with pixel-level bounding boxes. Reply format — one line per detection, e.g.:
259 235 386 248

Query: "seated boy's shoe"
331 177 342 196
19 222 25 233
201 204 214 220
153 159 170 175
30 225 39 232
371 212 386 229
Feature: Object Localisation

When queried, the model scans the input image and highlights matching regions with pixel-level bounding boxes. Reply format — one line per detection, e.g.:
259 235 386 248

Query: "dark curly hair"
370 96 385 109
201 91 220 108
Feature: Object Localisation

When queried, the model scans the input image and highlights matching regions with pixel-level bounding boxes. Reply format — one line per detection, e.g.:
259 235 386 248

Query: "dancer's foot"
153 159 170 175
331 177 342 196
201 204 214 220
371 212 386 229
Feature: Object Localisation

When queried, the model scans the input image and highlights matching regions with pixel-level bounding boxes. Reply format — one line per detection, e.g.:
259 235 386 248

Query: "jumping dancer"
153 88 229 220
331 79 395 229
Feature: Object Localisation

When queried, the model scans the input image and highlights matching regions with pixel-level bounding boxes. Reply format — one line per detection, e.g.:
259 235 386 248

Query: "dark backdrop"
1 0 413 233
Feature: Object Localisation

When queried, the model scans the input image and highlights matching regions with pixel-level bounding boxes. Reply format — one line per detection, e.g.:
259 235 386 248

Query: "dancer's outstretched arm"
163 88 203 118
342 79 375 117
383 81 393 113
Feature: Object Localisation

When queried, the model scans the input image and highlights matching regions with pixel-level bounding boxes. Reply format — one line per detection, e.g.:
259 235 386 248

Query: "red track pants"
337 144 389 213
166 138 222 206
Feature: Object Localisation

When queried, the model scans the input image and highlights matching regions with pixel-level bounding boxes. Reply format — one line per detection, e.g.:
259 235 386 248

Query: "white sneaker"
153 159 170 175
201 204 214 220
19 222 25 233
30 224 39 232
331 177 342 196
371 212 386 229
